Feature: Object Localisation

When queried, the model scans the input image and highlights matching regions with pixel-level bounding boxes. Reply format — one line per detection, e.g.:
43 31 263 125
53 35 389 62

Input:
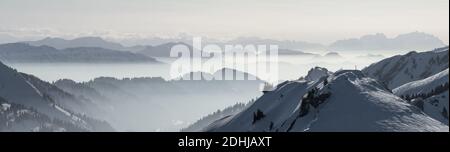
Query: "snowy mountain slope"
362 47 449 89
20 73 104 117
0 97 88 132
181 101 254 132
206 70 448 132
418 91 448 125
205 77 326 132
0 61 113 131
393 69 449 124
394 69 448 96
0 61 73 121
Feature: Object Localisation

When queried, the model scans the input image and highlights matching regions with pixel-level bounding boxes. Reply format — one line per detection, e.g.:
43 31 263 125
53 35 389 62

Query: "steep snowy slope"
393 69 448 124
20 73 103 117
0 61 73 121
0 61 113 131
393 69 448 96
362 47 448 89
0 97 88 132
206 70 448 132
181 101 254 132
418 91 449 125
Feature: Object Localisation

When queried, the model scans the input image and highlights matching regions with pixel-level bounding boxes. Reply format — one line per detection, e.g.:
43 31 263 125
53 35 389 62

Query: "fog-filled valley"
7 52 387 82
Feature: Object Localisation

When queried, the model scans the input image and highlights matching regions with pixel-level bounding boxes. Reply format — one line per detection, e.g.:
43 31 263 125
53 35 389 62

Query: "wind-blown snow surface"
363 47 448 89
182 101 254 132
393 69 449 124
206 70 448 132
393 69 448 96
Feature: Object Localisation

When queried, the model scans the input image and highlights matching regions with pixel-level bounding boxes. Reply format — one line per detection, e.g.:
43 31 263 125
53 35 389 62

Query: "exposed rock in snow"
304 67 332 82
206 70 448 132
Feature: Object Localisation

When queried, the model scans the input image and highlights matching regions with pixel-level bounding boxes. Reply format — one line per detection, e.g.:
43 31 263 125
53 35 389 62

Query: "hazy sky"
0 0 448 44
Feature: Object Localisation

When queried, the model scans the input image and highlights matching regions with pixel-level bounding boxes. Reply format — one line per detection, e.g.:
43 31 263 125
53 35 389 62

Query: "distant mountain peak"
26 36 125 50
324 52 340 56
360 33 387 40
41 37 64 41
73 36 104 40
0 42 159 63
330 32 445 51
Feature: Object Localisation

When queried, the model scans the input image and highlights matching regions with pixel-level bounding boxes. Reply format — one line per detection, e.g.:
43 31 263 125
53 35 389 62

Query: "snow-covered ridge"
0 61 114 131
363 46 449 89
181 101 255 132
394 69 448 96
393 68 449 125
206 70 448 132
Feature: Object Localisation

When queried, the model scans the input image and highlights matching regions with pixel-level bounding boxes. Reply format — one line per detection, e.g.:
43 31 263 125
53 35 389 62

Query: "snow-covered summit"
206 70 448 132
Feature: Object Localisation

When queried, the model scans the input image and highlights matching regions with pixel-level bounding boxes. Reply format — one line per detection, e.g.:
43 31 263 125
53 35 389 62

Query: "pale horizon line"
1 30 448 46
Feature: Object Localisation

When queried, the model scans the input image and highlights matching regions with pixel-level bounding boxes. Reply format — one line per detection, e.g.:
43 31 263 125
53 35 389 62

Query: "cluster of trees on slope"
0 97 88 132
400 82 449 101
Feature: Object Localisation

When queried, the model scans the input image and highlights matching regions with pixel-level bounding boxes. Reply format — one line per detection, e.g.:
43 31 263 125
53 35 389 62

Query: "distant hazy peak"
360 33 388 40
330 32 445 51
26 36 125 50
